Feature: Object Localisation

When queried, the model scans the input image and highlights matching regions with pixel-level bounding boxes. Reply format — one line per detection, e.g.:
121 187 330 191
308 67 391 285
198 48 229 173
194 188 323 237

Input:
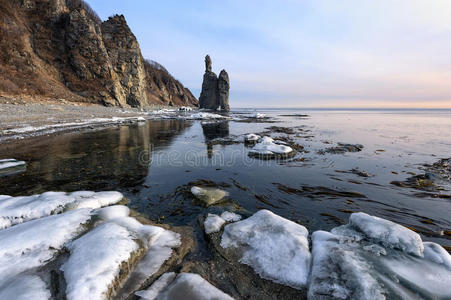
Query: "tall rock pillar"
199 55 230 111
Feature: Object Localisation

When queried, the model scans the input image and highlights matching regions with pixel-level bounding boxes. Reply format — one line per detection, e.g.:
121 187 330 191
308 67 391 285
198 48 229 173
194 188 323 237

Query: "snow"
135 272 176 299
244 133 260 142
0 159 26 170
185 112 229 120
179 106 193 111
250 112 266 119
61 222 139 300
348 212 423 256
220 211 241 222
0 209 92 281
137 117 146 122
204 213 226 234
0 191 123 229
137 272 233 300
220 209 311 288
96 205 130 220
423 241 451 270
249 136 294 156
191 186 228 206
0 275 51 300
309 213 451 299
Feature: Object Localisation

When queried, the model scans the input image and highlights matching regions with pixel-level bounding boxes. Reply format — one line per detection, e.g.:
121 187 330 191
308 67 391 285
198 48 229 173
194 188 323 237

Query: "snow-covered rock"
185 112 229 120
0 209 92 281
250 112 266 119
0 275 51 300
249 136 294 158
136 272 233 300
348 212 423 256
137 117 146 122
0 191 123 229
61 222 140 300
220 211 241 222
204 213 226 234
191 186 228 206
244 133 260 143
204 212 242 234
309 212 451 299
0 158 25 170
178 106 193 112
221 209 311 289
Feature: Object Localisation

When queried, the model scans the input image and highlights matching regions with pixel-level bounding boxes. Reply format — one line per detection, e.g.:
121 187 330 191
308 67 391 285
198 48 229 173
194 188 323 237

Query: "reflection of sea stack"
199 55 230 111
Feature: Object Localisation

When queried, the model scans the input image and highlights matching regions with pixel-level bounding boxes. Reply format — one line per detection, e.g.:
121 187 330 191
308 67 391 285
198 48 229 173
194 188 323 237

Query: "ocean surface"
0 109 450 249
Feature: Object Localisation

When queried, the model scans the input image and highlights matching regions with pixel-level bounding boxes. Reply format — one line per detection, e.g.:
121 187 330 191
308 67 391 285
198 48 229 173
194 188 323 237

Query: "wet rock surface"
319 143 364 154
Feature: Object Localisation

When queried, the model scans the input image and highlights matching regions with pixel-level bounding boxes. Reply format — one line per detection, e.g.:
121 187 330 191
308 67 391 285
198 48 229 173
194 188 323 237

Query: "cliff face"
0 0 197 107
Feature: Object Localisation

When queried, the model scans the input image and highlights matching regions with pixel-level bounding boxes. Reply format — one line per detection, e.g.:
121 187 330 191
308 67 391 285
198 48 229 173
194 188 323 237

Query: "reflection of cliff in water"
201 121 229 158
0 120 192 195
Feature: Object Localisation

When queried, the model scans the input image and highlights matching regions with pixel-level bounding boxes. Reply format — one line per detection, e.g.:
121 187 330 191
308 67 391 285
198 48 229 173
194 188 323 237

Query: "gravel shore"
0 102 172 142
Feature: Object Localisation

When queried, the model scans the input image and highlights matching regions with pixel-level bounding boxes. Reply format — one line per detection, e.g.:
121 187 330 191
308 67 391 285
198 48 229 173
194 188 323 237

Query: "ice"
204 213 226 234
0 191 123 229
220 209 311 288
250 112 266 119
61 222 139 300
348 212 423 256
309 213 451 299
96 205 130 220
191 186 228 206
423 241 451 270
137 117 146 122
137 272 233 300
0 275 51 300
249 136 294 156
220 211 241 222
135 272 176 300
185 112 229 120
0 158 26 170
0 209 92 281
244 133 261 142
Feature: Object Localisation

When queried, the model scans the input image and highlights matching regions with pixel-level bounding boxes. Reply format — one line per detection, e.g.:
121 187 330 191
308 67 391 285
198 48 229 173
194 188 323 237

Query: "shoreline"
0 102 196 142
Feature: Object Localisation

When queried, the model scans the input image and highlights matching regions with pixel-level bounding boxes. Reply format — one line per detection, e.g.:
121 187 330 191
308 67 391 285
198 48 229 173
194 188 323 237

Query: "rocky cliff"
0 0 197 107
199 55 230 110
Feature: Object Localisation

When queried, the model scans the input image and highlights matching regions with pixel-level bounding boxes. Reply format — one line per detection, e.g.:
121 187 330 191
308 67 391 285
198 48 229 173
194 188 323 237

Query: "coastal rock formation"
199 55 230 110
0 0 197 107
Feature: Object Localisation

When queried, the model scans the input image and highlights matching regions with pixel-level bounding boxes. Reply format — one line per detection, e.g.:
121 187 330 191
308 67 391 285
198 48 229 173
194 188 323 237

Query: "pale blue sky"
87 0 451 108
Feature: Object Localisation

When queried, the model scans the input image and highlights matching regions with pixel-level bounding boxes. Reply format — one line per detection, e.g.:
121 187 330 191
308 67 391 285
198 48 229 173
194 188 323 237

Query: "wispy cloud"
87 0 451 108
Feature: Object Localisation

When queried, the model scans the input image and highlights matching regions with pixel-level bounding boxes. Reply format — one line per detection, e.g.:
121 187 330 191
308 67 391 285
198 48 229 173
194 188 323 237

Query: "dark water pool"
0 109 450 249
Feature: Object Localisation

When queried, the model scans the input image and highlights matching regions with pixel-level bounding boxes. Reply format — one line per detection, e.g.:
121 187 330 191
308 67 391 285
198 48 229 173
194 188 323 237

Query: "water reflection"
201 121 229 158
0 120 192 195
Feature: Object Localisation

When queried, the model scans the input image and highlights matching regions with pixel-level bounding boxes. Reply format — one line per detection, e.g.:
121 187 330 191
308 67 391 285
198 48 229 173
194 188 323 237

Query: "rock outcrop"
199 55 230 110
0 0 197 108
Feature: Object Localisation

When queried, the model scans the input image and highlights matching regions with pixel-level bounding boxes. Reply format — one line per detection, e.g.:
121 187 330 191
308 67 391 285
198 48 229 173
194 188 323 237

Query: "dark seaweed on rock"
318 143 364 154
391 173 443 192
264 126 296 134
273 183 367 199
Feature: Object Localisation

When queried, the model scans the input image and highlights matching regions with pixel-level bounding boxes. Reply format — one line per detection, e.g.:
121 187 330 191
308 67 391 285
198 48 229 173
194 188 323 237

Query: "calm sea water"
0 109 450 248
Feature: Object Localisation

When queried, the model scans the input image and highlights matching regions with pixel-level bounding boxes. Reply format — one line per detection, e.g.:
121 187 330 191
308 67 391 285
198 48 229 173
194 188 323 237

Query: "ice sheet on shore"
0 158 26 170
0 209 92 281
221 209 311 288
136 272 233 300
61 222 140 300
184 112 229 120
0 191 123 229
249 136 294 157
309 213 451 299
0 275 51 300
204 212 242 234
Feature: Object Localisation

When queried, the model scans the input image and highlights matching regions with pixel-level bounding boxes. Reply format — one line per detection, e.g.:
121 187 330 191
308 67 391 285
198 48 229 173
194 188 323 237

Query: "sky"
86 0 451 108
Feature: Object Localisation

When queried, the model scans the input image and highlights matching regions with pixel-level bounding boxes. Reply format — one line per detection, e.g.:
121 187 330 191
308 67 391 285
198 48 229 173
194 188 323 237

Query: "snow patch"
204 214 226 234
249 136 294 157
0 275 51 300
0 191 123 229
220 211 241 222
221 209 311 288
244 133 261 142
0 159 26 170
137 272 233 300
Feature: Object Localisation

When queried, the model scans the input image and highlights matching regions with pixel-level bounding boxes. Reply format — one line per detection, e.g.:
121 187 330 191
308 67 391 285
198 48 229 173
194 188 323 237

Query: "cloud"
87 0 451 108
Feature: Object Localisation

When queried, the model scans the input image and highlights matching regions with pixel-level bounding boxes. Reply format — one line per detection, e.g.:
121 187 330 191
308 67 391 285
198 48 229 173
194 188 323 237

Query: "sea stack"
199 55 230 111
